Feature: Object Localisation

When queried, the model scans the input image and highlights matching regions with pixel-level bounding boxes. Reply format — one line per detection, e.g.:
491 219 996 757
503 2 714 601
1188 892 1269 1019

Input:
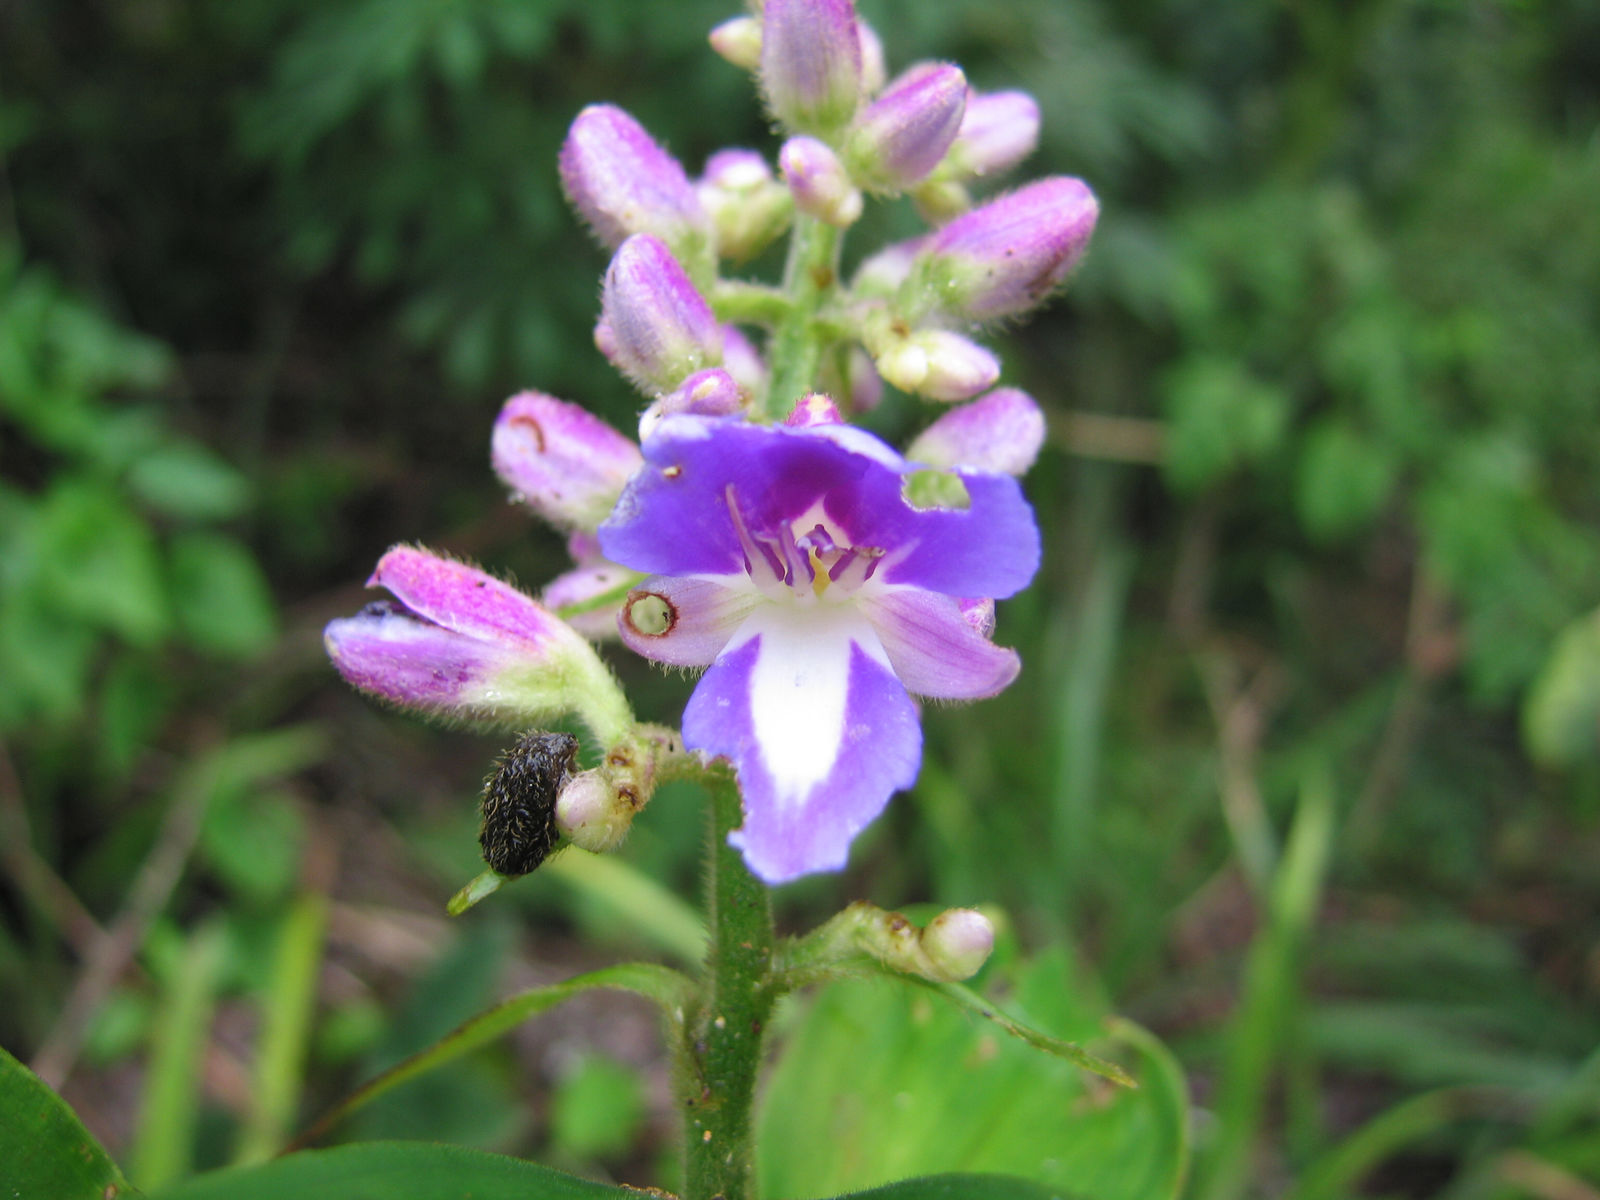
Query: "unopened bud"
856 19 887 95
721 325 769 400
846 62 967 193
921 908 995 981
491 391 642 533
940 89 1040 180
640 368 747 441
906 387 1046 475
911 179 972 226
554 768 633 853
782 392 842 427
873 328 1000 402
697 149 793 262
600 234 723 394
779 136 862 227
851 237 924 298
542 556 638 642
708 15 762 70
559 105 711 268
910 176 1098 321
759 0 863 137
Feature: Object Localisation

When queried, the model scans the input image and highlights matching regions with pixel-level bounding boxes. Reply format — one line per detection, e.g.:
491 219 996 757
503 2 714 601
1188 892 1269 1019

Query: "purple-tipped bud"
846 62 967 192
874 329 1000 401
843 345 884 412
491 392 642 533
559 105 711 265
922 908 995 981
324 546 600 724
942 89 1040 180
782 392 843 427
639 368 747 440
697 149 793 261
906 387 1046 475
851 236 924 297
779 136 862 226
600 234 723 394
708 15 763 70
760 0 863 136
912 176 1099 321
856 19 887 95
542 557 638 642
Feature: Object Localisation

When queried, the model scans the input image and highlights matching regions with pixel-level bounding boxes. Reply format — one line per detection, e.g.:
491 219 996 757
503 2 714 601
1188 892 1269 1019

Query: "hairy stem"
681 767 775 1200
764 214 843 419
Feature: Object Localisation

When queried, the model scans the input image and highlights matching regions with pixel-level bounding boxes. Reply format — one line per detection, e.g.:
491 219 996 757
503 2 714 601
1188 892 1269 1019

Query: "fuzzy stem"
680 767 775 1200
763 214 843 419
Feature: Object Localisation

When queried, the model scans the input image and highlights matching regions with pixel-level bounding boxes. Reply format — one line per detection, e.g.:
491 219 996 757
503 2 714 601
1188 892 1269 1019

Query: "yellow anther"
809 547 831 596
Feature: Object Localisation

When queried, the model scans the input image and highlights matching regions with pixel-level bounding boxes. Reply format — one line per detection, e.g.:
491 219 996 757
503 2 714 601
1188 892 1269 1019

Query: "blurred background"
1 0 1597 1196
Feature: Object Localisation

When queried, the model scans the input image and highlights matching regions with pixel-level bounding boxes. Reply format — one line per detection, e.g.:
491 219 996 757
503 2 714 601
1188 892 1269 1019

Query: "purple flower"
597 415 1039 884
600 234 723 394
906 387 1046 476
760 0 864 137
491 391 643 532
779 136 862 227
942 89 1040 180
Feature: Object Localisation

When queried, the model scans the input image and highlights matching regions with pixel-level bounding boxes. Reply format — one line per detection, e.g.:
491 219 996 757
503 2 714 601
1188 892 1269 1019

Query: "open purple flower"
597 414 1039 883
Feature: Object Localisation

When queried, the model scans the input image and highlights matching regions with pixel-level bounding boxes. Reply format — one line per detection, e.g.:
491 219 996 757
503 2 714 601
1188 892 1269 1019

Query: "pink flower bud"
943 89 1040 180
922 908 995 981
491 392 642 533
720 324 769 400
696 148 793 262
708 15 762 70
760 0 863 136
559 105 711 265
600 234 723 394
639 367 747 441
846 62 967 192
542 554 638 642
856 19 887 94
779 136 862 226
851 236 924 297
782 392 843 427
324 546 597 722
906 387 1046 475
874 329 1000 401
913 176 1098 321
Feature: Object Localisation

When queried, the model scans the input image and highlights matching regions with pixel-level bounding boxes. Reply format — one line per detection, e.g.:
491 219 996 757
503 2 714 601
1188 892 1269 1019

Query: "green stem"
764 214 843 419
681 768 775 1200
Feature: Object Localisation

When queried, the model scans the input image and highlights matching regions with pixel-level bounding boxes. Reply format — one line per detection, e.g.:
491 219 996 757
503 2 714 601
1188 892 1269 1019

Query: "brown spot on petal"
506 413 548 452
663 464 683 479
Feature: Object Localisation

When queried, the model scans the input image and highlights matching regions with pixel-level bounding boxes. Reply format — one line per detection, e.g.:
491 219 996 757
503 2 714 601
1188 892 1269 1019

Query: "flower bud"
759 0 863 137
542 556 639 641
721 325 769 400
639 367 747 441
554 768 633 853
851 237 924 298
941 89 1040 180
779 136 862 227
782 392 843 427
910 176 1098 321
708 15 762 70
559 105 711 267
696 149 793 262
846 62 967 193
921 908 995 981
906 387 1046 475
911 179 971 226
324 546 618 730
600 234 723 394
873 329 1000 401
856 19 887 95
491 391 642 533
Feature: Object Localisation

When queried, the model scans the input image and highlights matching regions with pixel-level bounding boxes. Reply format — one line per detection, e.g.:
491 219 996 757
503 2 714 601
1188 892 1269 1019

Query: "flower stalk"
764 213 843 418
680 767 775 1200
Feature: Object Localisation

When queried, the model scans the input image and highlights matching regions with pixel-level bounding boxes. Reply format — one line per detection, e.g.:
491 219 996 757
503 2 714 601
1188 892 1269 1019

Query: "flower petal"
683 606 921 883
861 587 1020 699
369 545 581 654
617 574 763 667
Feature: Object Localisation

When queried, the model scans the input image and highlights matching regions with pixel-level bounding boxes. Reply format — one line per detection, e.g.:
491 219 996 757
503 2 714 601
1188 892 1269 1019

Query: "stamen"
724 484 786 594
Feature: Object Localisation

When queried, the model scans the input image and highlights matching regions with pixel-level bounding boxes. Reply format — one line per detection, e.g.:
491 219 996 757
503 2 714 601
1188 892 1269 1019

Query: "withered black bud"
479 731 579 876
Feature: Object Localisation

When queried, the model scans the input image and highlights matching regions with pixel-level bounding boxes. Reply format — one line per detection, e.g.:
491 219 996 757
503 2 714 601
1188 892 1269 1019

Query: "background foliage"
2 0 1597 1196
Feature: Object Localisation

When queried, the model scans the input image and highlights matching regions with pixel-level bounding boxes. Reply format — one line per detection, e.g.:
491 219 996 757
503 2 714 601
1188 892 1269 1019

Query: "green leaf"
548 1054 645 1162
758 953 1188 1200
1295 418 1397 541
1163 357 1290 491
128 441 253 520
834 1175 1094 1199
1523 607 1600 767
149 1142 631 1199
167 532 278 658
0 1044 139 1199
292 962 693 1147
38 480 169 646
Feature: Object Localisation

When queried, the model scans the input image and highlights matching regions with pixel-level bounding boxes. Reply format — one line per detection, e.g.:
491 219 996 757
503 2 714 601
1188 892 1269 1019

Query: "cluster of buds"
325 0 1099 889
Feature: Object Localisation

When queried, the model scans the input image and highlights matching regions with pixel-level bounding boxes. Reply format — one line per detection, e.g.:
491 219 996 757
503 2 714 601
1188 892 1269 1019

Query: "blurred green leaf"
1523 608 1600 768
0 1046 137 1200
548 1054 644 1163
167 532 278 658
128 442 253 521
38 480 169 646
150 1142 630 1200
1295 418 1397 541
1163 358 1290 491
